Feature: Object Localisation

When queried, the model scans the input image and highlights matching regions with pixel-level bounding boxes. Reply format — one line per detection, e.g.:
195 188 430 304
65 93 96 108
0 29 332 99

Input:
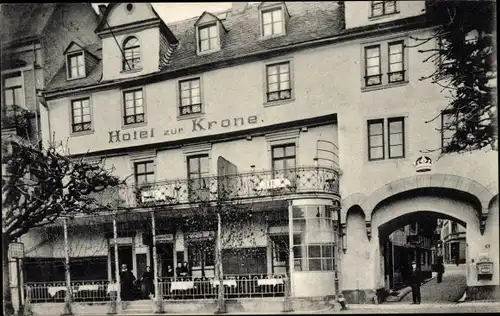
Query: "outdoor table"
75 284 100 292
211 279 237 287
170 281 195 292
47 286 67 297
257 278 284 286
107 283 118 294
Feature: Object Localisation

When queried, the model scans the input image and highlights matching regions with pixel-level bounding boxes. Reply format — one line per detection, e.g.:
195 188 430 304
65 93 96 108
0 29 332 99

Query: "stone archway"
341 174 495 236
340 175 499 304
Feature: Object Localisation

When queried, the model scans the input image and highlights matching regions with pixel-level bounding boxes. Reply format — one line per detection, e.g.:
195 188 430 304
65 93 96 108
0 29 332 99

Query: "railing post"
62 218 73 316
113 219 121 314
151 211 163 313
284 200 294 312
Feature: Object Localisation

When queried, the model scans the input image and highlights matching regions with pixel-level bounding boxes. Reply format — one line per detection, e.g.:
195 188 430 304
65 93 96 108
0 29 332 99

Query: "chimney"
98 4 107 16
232 2 248 15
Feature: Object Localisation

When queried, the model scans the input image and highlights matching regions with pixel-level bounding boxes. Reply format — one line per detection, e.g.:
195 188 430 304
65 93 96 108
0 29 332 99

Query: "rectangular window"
441 111 455 149
266 62 291 102
134 160 154 186
388 117 405 158
67 52 85 79
371 1 397 17
271 143 296 173
187 155 209 200
271 235 289 263
3 72 25 111
262 8 284 37
123 89 144 125
388 41 405 83
179 78 202 116
367 119 384 160
198 23 219 52
365 45 382 86
71 98 92 133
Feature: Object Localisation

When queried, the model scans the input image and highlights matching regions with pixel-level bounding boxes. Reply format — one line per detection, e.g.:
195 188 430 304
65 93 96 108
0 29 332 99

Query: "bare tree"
410 0 497 156
1 138 123 316
186 188 261 314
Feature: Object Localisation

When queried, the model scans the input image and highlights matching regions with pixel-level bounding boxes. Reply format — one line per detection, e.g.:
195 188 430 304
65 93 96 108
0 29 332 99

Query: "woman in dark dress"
141 266 154 299
120 264 136 301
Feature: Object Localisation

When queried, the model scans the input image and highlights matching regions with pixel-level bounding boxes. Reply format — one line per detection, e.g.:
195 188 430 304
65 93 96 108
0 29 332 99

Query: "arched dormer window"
123 36 141 71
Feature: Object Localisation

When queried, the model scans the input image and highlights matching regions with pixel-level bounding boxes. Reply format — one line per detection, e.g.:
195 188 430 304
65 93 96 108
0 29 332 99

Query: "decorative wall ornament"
414 155 433 173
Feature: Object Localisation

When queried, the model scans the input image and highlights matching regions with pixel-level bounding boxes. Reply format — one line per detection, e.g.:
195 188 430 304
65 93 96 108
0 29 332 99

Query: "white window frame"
121 86 147 128
360 36 409 91
2 71 26 110
259 5 286 39
69 95 94 136
196 22 220 54
262 56 295 107
66 51 86 80
122 36 142 72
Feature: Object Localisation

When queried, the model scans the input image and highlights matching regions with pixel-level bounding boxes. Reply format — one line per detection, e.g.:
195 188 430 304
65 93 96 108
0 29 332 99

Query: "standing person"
455 255 460 266
408 261 422 304
183 261 192 278
141 266 154 299
120 264 136 301
436 257 445 284
176 262 185 278
166 265 174 278
165 264 174 299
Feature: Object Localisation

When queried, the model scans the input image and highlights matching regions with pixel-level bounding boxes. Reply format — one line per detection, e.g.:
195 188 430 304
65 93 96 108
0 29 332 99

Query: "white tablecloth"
76 284 100 292
107 283 118 294
170 281 195 291
211 279 237 287
257 279 284 286
47 286 67 297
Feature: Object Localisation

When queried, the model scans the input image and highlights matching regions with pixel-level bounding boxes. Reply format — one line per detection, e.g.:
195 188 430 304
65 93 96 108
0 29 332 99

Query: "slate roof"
0 3 57 45
44 2 345 92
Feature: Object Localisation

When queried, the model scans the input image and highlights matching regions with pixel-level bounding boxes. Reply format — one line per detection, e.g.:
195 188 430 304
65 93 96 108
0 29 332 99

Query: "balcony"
98 166 340 209
1 104 33 136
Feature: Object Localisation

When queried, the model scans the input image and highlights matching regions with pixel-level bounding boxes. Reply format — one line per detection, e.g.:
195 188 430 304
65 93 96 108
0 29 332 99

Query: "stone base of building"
342 288 387 304
464 285 500 301
28 297 335 315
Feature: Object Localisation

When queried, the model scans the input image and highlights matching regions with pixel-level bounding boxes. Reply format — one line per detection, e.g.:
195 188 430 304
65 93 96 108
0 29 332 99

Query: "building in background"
0 3 100 314
438 219 466 264
383 221 437 291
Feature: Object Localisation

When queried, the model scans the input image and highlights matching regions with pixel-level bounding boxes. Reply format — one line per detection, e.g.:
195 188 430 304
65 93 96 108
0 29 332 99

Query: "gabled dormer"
64 41 99 81
95 3 178 81
194 11 228 55
258 2 291 39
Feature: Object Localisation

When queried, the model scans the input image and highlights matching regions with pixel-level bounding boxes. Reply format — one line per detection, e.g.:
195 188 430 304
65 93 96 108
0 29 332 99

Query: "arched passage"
341 185 499 304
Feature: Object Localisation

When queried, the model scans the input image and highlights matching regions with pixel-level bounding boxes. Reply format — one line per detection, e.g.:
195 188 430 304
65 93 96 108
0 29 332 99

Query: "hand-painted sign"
108 115 259 143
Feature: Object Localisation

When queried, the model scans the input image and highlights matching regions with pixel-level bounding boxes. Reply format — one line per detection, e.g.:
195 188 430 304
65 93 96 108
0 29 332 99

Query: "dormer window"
262 8 284 37
371 1 397 17
67 52 85 79
123 36 141 71
198 23 219 52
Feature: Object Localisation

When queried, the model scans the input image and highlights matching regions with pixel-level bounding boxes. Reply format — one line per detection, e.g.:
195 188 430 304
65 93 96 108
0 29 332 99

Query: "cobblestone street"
398 264 467 304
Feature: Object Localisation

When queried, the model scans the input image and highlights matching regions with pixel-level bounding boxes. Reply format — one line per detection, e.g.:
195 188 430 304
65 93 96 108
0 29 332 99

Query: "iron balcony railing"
98 166 339 208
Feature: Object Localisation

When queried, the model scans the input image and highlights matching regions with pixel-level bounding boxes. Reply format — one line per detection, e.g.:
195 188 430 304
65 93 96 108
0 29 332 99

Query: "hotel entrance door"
156 243 174 277
110 245 134 280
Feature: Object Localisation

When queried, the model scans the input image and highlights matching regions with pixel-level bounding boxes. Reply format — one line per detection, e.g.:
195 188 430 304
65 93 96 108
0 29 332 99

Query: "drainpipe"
38 90 51 146
32 43 40 146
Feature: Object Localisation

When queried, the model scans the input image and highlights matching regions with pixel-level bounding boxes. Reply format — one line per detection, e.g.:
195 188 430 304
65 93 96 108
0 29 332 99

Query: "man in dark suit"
408 260 422 304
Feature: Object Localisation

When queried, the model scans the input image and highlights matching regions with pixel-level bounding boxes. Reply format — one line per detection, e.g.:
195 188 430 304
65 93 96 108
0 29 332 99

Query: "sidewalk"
384 275 436 303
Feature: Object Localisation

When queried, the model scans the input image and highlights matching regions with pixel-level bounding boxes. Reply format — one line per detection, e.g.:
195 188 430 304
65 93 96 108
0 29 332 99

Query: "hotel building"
15 1 498 313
